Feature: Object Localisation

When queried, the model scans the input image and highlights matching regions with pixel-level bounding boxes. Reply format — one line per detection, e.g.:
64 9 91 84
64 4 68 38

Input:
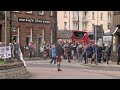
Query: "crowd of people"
8 40 111 65
1 38 120 70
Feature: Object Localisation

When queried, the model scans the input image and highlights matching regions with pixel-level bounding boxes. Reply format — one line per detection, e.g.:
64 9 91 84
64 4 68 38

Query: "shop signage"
18 18 50 24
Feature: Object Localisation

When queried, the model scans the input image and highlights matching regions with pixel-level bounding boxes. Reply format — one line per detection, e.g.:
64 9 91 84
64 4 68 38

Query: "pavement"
23 57 120 68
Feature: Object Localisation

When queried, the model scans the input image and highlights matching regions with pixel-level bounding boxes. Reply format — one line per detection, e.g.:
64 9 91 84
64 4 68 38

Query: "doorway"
0 24 2 42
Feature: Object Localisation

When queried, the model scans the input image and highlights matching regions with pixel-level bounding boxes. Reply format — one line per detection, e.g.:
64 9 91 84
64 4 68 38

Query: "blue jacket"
52 48 56 57
86 45 93 56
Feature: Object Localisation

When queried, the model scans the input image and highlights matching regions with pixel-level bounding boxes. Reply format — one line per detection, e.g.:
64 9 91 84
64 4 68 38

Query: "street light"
78 11 79 31
5 11 7 46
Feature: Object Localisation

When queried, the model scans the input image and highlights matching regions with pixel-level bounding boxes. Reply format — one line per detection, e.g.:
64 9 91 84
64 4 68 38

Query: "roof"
57 30 72 39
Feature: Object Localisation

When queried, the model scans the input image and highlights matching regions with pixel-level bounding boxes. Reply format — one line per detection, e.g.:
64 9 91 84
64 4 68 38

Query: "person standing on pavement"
104 44 110 64
83 44 88 64
77 44 83 63
56 39 64 71
86 43 94 64
67 43 72 63
13 42 20 62
50 45 56 64
117 43 120 65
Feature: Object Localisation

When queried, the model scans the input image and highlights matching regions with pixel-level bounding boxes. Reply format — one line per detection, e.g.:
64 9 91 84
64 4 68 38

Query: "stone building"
0 11 57 46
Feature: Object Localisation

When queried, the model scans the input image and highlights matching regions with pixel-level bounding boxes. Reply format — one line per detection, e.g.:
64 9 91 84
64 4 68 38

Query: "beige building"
57 11 113 32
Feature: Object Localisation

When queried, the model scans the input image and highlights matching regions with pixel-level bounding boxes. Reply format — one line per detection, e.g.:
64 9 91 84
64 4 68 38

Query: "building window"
108 24 111 29
39 11 44 15
101 13 103 20
73 11 78 20
64 22 67 30
50 11 53 16
13 36 18 43
92 12 95 20
64 11 67 18
92 24 95 31
26 37 30 46
26 11 33 14
108 13 111 23
82 23 84 30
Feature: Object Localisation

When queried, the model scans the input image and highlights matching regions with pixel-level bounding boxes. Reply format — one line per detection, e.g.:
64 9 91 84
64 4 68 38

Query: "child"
50 45 56 64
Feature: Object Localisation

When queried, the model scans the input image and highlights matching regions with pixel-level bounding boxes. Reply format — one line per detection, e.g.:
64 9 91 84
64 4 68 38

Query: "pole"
30 21 32 42
10 11 12 43
69 11 70 31
101 25 103 63
37 34 39 58
4 11 7 63
95 25 98 65
78 11 79 31
18 27 20 43
5 11 7 46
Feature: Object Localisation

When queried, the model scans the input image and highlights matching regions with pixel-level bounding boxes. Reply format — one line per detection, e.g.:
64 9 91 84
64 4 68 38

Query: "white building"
57 11 113 32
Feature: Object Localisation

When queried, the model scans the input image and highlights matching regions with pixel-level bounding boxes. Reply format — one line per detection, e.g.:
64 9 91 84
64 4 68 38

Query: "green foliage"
0 58 4 64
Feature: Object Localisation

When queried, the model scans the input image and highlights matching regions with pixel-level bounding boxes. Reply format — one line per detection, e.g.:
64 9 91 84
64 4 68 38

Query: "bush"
0 58 4 64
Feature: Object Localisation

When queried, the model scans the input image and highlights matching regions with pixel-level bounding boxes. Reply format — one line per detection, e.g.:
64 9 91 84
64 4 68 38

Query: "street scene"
0 11 120 79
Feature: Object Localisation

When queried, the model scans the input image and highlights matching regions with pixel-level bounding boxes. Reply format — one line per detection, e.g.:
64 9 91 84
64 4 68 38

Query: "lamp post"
30 20 32 42
5 11 7 46
78 11 79 31
10 11 12 43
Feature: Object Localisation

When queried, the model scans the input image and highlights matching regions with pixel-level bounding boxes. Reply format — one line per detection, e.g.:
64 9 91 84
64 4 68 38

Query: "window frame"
26 11 33 14
38 11 44 15
92 12 95 20
101 13 103 20
50 11 53 16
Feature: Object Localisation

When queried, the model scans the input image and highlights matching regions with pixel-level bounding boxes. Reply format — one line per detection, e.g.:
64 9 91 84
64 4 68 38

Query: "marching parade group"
1 38 120 71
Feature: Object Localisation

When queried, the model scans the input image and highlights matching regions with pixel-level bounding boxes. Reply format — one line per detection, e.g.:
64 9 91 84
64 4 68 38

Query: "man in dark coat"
117 43 120 65
56 39 64 71
67 43 72 62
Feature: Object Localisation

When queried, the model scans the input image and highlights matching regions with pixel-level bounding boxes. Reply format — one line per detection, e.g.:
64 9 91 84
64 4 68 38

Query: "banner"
0 46 11 59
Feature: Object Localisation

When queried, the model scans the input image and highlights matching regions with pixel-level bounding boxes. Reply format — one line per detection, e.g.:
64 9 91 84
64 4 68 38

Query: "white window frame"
50 11 53 16
64 11 67 18
26 11 33 14
101 13 103 20
39 11 44 15
64 22 67 30
13 11 20 12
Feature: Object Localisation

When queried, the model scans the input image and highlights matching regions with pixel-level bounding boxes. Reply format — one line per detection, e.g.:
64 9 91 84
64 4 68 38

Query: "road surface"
25 60 120 79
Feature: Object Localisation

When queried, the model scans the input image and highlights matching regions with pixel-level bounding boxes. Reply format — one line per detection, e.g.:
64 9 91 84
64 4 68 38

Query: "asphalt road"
26 60 120 79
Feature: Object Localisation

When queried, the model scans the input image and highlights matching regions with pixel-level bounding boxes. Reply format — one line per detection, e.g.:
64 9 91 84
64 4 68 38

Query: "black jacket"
56 43 63 56
117 44 120 55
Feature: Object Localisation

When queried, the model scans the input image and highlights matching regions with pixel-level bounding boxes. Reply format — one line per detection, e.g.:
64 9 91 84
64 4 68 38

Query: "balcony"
82 16 89 22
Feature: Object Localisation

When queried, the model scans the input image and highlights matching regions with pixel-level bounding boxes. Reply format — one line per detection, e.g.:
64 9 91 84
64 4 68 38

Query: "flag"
83 33 89 44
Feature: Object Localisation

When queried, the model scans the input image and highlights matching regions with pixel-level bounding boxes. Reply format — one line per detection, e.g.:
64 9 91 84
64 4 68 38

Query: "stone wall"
0 62 31 79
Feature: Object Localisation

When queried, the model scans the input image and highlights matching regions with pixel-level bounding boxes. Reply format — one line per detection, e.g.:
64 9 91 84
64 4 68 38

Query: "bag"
92 53 95 60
